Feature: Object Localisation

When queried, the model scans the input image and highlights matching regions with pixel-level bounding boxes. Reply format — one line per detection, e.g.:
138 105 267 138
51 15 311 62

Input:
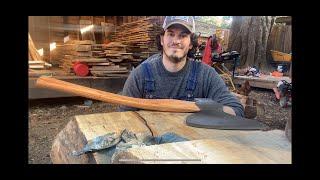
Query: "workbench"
50 111 291 164
233 75 291 90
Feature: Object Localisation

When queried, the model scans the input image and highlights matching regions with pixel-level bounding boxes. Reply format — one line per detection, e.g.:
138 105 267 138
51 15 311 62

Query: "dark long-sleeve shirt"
120 53 244 117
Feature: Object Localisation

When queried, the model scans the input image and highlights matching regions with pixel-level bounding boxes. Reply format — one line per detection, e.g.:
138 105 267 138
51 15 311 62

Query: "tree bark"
227 16 275 72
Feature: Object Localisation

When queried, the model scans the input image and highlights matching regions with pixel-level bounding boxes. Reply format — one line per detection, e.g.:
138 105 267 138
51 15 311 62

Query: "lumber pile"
28 33 42 61
28 33 52 70
61 40 94 75
56 17 163 76
60 40 130 77
112 17 162 61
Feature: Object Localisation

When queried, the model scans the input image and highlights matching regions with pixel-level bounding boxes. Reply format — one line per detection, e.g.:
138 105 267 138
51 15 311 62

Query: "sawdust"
249 88 291 129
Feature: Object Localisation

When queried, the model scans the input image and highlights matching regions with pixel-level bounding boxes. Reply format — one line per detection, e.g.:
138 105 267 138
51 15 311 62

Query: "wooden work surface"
51 111 291 164
233 75 291 89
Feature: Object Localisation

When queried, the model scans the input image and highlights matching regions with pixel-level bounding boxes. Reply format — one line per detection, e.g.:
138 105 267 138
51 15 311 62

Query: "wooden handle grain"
35 77 200 113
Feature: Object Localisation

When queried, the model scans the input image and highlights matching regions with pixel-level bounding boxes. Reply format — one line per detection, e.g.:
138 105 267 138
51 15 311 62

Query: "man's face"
161 24 193 63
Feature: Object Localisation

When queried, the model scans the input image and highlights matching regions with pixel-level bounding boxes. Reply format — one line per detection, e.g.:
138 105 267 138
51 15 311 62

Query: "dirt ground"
28 88 291 164
28 97 119 164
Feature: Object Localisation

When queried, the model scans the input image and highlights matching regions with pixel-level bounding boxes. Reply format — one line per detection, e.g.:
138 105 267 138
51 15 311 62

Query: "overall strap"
185 60 201 100
141 62 155 98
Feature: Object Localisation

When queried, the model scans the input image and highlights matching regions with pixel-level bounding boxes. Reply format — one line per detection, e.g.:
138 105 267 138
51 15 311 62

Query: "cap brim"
164 21 193 33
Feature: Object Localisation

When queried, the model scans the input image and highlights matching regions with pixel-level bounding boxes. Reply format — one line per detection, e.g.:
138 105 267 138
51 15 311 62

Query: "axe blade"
186 98 268 130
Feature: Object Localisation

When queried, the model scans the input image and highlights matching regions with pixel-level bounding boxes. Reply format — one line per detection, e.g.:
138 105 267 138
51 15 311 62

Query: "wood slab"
51 111 151 164
51 111 291 164
112 138 291 164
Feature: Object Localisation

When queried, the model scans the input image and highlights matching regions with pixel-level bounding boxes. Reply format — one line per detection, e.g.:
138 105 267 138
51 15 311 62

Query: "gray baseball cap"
162 16 195 33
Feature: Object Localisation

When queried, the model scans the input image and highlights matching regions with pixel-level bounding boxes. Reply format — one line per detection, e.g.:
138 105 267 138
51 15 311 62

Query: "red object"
73 62 89 77
202 37 222 66
202 38 213 66
271 71 283 77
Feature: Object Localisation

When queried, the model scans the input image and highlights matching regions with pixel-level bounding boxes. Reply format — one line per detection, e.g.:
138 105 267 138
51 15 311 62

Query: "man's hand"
223 106 236 116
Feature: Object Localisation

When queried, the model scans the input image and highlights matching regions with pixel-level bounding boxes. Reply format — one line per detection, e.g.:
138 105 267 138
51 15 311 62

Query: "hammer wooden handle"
36 77 200 113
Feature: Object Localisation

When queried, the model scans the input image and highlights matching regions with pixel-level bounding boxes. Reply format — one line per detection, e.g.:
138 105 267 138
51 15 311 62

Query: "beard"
163 49 188 64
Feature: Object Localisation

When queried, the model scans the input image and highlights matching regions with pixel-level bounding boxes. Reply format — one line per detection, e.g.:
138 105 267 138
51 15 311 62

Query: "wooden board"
29 61 45 65
233 75 291 89
51 111 291 164
76 45 92 52
72 58 108 63
109 58 124 62
90 70 129 77
29 65 45 69
87 62 111 66
90 65 127 71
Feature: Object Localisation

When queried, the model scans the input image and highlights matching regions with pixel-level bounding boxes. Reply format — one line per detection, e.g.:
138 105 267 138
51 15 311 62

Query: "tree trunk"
227 16 275 72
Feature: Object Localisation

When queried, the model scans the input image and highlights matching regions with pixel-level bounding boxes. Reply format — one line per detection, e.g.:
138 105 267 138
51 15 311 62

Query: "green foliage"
195 16 232 29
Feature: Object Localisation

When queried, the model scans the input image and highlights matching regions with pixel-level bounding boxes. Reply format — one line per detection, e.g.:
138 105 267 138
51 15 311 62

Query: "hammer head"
186 98 268 130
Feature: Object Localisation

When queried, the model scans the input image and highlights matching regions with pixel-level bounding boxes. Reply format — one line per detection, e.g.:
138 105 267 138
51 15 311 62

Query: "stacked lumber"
76 45 92 57
61 55 75 74
28 33 53 70
61 40 95 75
92 44 107 58
112 17 162 61
90 64 129 77
28 33 42 61
67 41 130 77
104 42 131 62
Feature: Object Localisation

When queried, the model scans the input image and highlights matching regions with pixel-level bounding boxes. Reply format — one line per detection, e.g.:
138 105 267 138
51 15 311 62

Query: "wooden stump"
50 111 291 164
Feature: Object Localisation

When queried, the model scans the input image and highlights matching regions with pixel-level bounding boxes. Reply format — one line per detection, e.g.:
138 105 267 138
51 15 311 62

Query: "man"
120 16 244 117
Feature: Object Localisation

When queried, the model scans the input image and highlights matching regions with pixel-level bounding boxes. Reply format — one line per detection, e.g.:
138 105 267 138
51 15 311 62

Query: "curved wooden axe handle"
36 77 200 113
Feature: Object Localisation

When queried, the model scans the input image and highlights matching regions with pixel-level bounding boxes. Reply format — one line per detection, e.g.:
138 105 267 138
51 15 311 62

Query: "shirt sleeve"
206 68 245 117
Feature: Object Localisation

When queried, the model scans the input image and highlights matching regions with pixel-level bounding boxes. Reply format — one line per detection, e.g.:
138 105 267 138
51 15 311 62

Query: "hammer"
36 77 267 130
